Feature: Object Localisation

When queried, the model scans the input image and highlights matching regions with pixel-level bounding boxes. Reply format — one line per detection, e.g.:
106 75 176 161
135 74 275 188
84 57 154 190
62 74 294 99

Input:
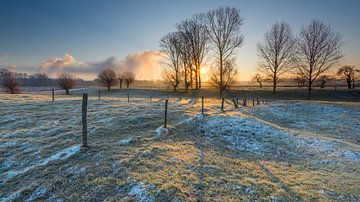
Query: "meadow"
0 88 359 201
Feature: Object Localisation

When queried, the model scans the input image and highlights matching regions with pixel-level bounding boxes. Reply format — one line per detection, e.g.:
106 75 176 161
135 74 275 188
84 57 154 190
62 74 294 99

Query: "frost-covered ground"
0 90 359 201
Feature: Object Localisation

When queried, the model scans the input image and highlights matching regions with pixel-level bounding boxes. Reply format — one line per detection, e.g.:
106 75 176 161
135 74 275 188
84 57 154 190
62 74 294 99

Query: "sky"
0 0 359 81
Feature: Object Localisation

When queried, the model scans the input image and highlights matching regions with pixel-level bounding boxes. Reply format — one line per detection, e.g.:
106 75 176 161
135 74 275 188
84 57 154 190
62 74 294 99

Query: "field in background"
0 88 359 201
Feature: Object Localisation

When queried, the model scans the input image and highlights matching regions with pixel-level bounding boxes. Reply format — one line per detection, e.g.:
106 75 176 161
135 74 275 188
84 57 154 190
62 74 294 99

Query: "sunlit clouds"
38 51 163 80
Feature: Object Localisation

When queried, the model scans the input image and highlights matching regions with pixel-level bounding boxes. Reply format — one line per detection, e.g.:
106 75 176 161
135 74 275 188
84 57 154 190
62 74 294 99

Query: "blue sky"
0 0 359 80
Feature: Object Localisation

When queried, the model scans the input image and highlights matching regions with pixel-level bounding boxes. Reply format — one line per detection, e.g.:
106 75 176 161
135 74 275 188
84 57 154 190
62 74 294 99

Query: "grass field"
0 88 359 201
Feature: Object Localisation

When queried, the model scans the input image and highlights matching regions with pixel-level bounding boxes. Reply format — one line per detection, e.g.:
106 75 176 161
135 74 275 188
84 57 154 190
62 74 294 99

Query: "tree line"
0 67 136 94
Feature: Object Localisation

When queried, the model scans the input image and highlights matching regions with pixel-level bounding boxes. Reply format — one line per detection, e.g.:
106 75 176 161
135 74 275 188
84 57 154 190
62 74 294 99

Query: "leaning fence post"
201 96 204 115
164 99 168 128
52 89 54 102
221 97 225 111
82 93 88 147
98 90 101 100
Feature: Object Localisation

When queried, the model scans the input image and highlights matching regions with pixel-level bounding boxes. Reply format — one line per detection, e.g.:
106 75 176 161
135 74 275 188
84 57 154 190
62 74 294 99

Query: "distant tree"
294 75 306 88
317 75 332 88
293 20 343 98
257 22 295 93
98 69 117 91
252 73 265 88
118 73 124 89
207 6 244 96
210 59 238 94
337 65 360 89
123 71 135 88
0 69 21 94
160 32 182 92
57 73 76 95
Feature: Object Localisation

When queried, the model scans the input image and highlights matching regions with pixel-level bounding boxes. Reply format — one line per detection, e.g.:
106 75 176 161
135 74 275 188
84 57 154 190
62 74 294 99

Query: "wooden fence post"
98 90 101 100
243 98 247 106
236 97 239 106
221 97 225 111
253 98 255 106
52 89 54 102
127 93 130 103
257 98 259 105
201 96 204 115
82 93 88 147
164 99 168 128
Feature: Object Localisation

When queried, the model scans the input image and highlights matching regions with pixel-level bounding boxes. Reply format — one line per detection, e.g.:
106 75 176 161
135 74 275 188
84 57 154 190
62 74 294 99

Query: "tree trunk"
190 70 193 89
198 65 201 89
260 83 262 88
347 79 351 89
272 75 277 94
107 85 110 92
308 80 312 99
119 80 122 89
219 53 223 96
195 67 198 90
65 89 69 95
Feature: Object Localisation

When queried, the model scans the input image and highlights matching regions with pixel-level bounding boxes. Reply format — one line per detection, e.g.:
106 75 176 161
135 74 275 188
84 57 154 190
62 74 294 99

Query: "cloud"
0 53 9 60
39 51 162 80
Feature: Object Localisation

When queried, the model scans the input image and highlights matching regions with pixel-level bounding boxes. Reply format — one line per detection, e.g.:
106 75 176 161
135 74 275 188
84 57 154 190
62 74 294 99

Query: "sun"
200 65 209 81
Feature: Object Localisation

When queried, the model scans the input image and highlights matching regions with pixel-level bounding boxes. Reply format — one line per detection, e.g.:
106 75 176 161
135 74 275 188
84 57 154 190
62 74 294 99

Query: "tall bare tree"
57 73 76 95
176 14 209 89
160 32 182 92
257 22 295 93
177 36 192 92
123 71 135 88
293 20 343 98
98 69 117 91
337 65 360 89
207 6 244 95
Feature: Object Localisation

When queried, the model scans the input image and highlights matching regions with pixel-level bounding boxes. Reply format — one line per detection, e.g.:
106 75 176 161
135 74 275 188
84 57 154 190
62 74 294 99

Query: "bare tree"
57 73 76 95
0 69 21 94
207 6 244 95
294 75 306 88
210 59 238 94
257 22 295 93
252 73 265 88
176 14 209 89
177 36 192 92
123 71 135 88
317 75 332 88
160 32 182 92
337 65 360 89
293 20 343 98
118 73 125 89
98 69 117 91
